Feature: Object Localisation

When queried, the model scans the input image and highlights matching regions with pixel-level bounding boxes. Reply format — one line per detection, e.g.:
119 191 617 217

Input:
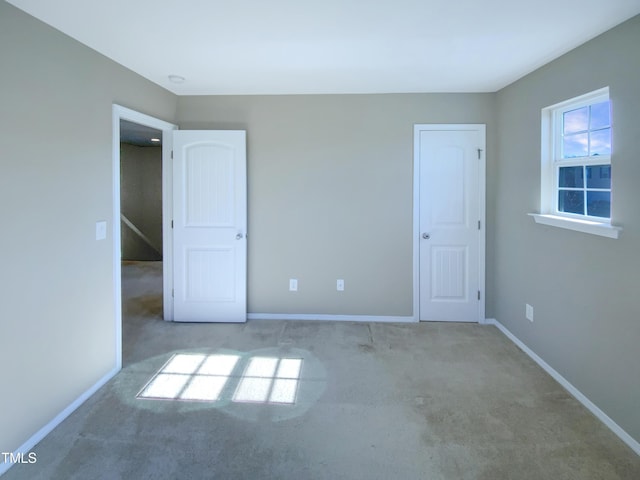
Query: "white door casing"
173 130 247 322
414 125 486 322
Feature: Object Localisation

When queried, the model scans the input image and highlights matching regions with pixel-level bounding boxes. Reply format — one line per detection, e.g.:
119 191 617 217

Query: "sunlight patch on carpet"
137 353 302 405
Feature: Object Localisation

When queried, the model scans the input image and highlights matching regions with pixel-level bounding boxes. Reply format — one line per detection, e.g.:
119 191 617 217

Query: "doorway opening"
120 120 163 261
119 120 163 362
112 105 177 369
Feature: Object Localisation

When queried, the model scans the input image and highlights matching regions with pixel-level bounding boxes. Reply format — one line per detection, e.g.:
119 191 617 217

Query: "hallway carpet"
4 262 639 479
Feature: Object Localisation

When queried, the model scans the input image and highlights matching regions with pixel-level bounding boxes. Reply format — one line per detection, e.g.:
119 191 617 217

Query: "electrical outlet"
337 279 344 291
526 304 534 322
289 279 298 291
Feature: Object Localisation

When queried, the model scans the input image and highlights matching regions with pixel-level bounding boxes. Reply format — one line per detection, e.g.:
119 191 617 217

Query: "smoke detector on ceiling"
168 75 185 84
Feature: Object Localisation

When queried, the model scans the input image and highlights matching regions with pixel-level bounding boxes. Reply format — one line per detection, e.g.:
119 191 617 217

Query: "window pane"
587 191 611 218
558 190 584 215
563 133 588 158
559 166 583 188
586 165 611 189
590 128 611 156
563 107 588 134
590 101 610 130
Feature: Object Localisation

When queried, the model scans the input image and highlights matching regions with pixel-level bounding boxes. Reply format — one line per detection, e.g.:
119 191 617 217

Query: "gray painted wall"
177 94 497 317
2 0 638 461
494 15 640 443
0 1 176 456
120 144 163 260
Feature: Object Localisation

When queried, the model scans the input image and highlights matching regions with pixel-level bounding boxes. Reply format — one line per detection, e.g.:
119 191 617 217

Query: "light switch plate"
289 279 298 291
337 279 345 291
96 221 107 241
526 304 534 322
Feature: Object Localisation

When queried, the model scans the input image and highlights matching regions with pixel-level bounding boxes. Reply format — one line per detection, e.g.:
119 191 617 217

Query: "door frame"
412 124 486 323
112 105 177 368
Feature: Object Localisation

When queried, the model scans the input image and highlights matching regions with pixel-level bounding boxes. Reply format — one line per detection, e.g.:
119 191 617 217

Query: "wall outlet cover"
526 304 534 322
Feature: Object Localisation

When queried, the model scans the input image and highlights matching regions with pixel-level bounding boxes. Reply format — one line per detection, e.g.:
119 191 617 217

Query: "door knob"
236 233 244 240
422 233 430 240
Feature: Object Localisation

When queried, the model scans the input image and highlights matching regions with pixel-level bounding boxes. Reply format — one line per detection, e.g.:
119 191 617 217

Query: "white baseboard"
248 313 416 323
0 367 120 477
485 318 640 456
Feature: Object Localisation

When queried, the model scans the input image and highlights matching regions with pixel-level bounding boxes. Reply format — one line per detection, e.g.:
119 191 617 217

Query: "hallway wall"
120 144 163 260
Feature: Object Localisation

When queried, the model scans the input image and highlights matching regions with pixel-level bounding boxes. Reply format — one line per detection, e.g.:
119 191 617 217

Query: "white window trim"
533 87 621 239
529 213 620 239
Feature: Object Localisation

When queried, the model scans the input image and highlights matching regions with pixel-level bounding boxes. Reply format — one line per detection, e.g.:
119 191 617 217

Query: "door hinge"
478 290 481 300
171 220 174 228
477 148 483 159
172 289 174 298
478 220 481 230
171 150 173 159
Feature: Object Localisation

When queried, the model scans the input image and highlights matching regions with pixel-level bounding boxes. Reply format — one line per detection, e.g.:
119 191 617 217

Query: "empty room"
1 1 639 478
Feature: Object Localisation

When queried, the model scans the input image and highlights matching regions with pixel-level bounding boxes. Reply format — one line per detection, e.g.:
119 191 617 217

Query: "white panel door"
173 130 247 322
418 127 484 322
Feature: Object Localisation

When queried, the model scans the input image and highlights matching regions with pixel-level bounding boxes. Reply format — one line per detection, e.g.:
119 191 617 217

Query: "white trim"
0 367 118 477
248 313 416 323
161 126 176 320
529 213 621 239
412 128 421 322
486 318 640 456
413 124 486 323
545 87 610 119
112 105 178 368
477 127 486 323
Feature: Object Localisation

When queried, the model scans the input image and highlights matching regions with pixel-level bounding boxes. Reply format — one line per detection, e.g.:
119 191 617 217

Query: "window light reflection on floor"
137 353 303 405
233 357 302 404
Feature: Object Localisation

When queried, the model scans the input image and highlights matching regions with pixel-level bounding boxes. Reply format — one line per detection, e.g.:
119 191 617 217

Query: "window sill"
528 213 621 239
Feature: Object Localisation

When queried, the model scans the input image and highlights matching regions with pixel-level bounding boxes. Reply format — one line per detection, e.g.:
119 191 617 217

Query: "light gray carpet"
4 261 639 479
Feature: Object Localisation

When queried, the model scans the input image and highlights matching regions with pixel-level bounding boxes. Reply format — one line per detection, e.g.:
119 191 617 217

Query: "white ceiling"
7 0 640 95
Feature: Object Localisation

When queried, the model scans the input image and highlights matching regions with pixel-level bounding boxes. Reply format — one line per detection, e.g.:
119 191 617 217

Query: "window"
557 96 611 218
534 87 620 238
